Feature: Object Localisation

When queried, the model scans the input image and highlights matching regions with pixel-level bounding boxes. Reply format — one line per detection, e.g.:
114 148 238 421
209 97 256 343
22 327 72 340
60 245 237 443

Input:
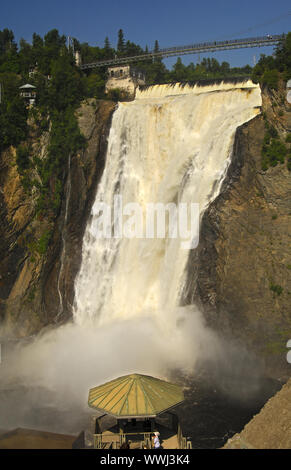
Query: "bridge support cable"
80 34 285 70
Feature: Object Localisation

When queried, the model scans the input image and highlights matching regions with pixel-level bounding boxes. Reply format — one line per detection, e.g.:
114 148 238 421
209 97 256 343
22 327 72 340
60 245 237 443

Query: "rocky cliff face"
223 377 291 449
1 85 290 382
184 85 291 379
0 99 115 337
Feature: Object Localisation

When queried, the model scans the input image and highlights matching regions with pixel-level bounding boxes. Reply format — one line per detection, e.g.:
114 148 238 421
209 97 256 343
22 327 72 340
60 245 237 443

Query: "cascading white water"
0 82 264 434
73 81 261 331
57 153 72 319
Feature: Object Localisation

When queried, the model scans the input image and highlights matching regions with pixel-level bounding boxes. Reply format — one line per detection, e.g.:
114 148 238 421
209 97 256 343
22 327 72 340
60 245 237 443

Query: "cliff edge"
0 99 115 336
184 84 291 379
223 377 291 449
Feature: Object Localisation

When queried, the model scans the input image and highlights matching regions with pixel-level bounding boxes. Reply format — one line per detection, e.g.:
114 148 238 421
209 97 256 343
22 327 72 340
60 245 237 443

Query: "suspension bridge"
80 34 285 70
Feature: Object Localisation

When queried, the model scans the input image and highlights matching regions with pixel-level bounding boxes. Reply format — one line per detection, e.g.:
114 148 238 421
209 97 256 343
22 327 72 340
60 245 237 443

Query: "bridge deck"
80 34 284 70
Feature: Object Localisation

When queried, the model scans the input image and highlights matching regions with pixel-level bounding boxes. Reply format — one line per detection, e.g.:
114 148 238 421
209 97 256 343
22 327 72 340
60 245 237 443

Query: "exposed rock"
0 99 115 336
223 377 291 449
184 86 291 379
1 84 290 384
42 99 115 325
0 145 43 335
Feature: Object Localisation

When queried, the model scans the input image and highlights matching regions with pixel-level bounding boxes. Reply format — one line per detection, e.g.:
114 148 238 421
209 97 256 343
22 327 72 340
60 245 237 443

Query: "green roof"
88 373 184 418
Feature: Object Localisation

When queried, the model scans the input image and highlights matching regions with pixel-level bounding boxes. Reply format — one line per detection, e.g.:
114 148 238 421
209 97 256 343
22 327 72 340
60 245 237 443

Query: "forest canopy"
0 28 290 192
0 27 290 109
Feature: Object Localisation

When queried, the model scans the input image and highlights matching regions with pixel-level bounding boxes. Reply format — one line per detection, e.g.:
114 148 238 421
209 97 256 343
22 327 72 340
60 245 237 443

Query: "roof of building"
88 373 184 418
0 428 76 449
19 84 36 89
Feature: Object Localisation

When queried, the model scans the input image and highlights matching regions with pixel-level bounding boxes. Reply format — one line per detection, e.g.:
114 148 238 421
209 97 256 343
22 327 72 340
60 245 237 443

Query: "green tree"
153 39 161 63
19 39 34 75
16 143 30 172
261 69 279 90
145 60 167 84
0 29 19 73
124 40 143 57
0 29 17 55
252 33 291 86
154 40 159 54
32 33 43 50
84 73 105 98
0 95 28 153
0 71 28 154
48 51 85 112
103 36 115 60
171 57 187 81
275 32 291 79
117 29 125 54
40 29 66 75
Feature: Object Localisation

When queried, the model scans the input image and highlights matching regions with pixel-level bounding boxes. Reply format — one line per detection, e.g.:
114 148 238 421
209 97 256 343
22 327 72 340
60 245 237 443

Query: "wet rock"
0 99 115 336
223 378 291 449
184 86 291 379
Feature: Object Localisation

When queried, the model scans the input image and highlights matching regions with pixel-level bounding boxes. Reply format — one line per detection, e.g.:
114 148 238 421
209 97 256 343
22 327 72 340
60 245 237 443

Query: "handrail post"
94 434 102 449
120 433 126 447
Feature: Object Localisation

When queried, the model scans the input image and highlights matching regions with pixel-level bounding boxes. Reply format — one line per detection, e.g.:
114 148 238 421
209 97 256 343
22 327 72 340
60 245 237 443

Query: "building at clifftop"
105 65 145 98
19 84 36 106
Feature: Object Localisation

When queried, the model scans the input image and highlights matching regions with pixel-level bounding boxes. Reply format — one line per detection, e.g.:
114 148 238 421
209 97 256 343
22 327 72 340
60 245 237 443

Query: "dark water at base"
0 371 282 449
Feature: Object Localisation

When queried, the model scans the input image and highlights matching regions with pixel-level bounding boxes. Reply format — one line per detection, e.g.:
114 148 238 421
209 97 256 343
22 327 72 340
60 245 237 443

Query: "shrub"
270 283 283 296
261 69 279 90
36 229 52 255
269 125 278 138
106 88 131 102
16 144 30 172
261 136 287 169
268 140 287 165
0 96 28 153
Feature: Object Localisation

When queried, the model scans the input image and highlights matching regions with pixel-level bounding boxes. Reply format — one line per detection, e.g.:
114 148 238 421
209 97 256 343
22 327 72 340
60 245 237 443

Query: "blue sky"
1 0 290 68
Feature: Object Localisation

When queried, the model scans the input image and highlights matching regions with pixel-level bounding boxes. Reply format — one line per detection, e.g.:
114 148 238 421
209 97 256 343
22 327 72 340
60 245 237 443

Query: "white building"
19 84 36 106
105 65 145 98
74 51 82 67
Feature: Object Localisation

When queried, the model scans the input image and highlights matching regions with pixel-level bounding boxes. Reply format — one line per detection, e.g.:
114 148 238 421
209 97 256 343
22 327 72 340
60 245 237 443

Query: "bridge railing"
159 34 283 53
157 34 283 57
80 34 285 70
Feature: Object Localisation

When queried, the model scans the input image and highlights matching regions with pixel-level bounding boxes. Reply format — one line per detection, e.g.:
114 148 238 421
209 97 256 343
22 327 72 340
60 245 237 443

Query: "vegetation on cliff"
72 29 290 87
2 32 86 204
251 32 291 89
261 116 289 171
0 26 290 352
0 29 88 264
0 27 290 250
248 32 291 172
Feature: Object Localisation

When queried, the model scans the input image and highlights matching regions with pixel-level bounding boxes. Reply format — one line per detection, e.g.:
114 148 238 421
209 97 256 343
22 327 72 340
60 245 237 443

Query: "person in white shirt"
152 431 161 449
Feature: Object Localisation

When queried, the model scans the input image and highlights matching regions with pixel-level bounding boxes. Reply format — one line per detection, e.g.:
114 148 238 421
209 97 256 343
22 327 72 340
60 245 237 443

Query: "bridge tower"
74 50 82 67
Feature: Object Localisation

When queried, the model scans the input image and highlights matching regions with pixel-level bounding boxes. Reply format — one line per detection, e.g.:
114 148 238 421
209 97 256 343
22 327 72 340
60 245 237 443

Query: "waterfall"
0 82 264 430
73 81 261 331
56 154 72 319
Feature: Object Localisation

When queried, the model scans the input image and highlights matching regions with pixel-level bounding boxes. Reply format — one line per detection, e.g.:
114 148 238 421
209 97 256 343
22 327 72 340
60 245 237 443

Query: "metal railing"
93 431 152 449
80 34 285 70
20 92 36 98
93 428 192 449
177 423 192 449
